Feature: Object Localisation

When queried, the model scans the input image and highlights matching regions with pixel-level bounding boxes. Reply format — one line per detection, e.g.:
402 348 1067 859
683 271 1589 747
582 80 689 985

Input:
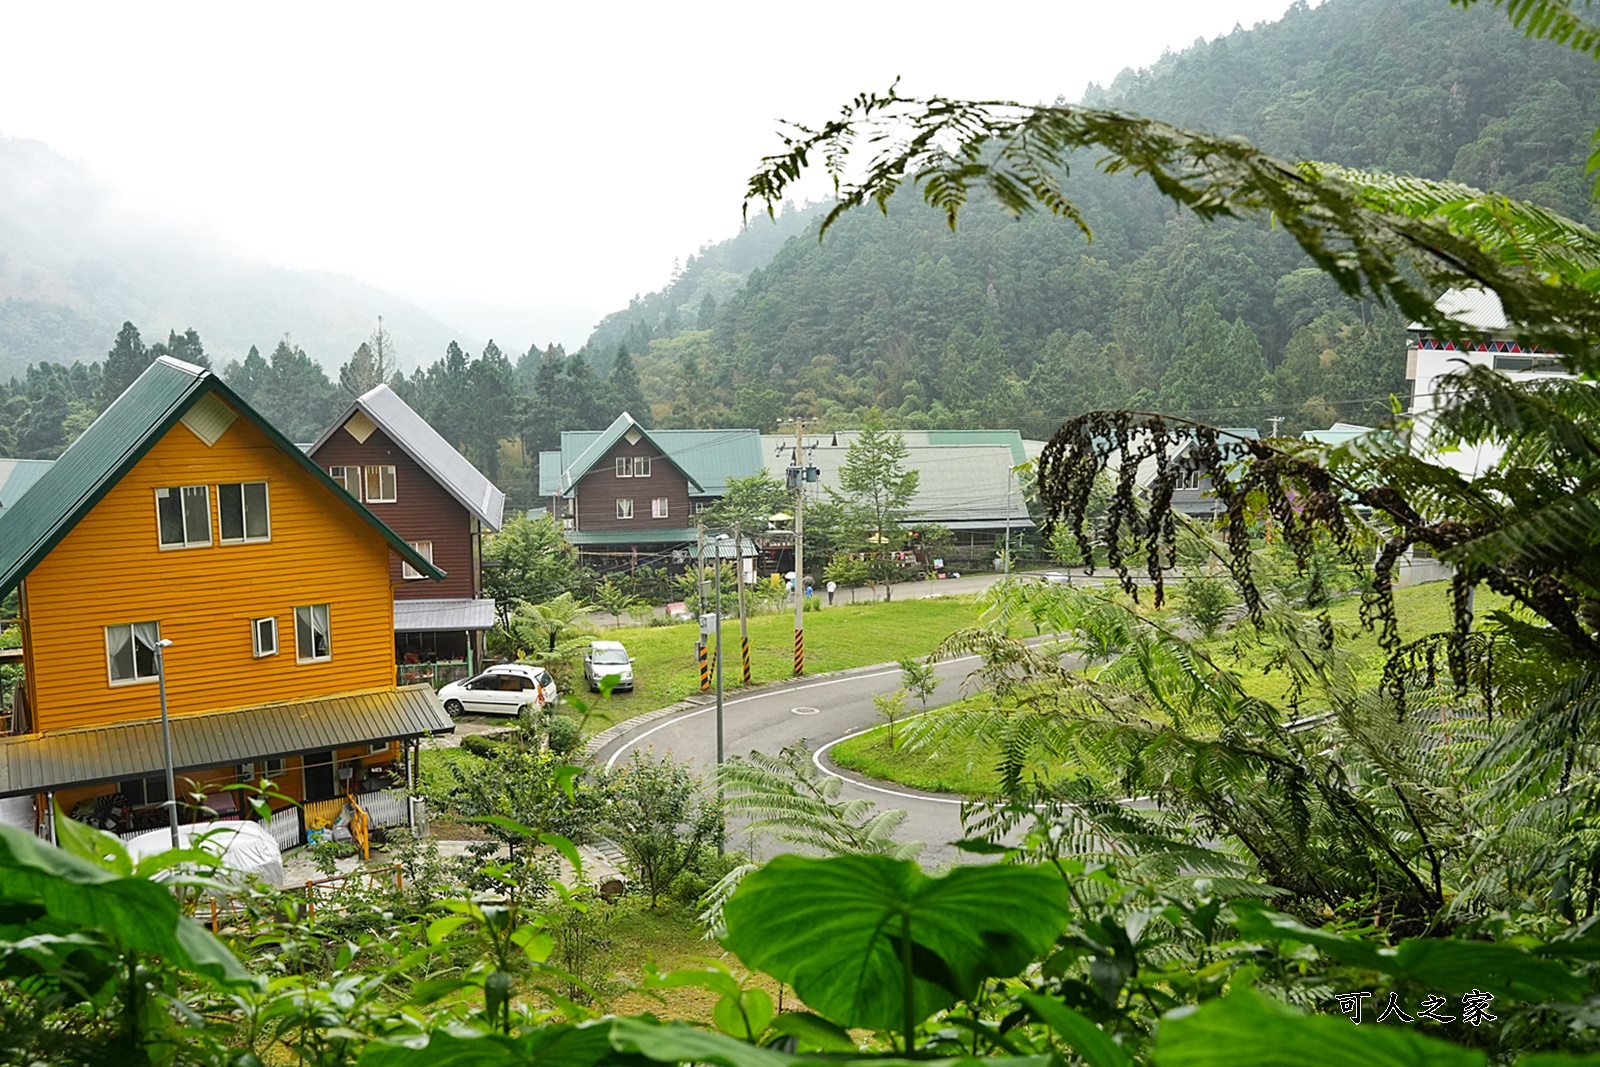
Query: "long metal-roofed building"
759 429 1036 558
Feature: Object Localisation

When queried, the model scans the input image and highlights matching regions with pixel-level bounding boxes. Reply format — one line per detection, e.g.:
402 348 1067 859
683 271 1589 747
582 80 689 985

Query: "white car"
438 664 558 717
584 640 634 692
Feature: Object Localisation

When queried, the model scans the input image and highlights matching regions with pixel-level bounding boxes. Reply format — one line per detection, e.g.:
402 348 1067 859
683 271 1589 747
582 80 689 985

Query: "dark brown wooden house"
309 385 505 673
537 413 764 568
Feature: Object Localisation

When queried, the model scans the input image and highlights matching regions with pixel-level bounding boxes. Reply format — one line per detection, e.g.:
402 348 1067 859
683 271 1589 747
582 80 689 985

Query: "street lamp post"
712 532 731 855
154 637 179 848
713 534 727 769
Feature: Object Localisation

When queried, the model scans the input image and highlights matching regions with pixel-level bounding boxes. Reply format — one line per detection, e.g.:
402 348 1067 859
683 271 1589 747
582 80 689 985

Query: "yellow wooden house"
0 356 454 844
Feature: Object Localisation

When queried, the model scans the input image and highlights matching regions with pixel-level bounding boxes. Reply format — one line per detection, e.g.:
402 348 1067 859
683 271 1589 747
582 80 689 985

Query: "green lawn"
833 580 1510 797
568 596 993 734
830 709 1028 796
420 594 995 807
1196 580 1513 704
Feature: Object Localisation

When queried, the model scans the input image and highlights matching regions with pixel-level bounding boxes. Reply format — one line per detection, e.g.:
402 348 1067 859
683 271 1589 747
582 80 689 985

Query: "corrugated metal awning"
938 518 1038 531
0 685 453 799
394 598 497 632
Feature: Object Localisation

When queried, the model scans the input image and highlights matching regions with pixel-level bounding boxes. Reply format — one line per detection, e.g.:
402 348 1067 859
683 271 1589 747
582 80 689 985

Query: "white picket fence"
360 788 408 829
268 807 301 851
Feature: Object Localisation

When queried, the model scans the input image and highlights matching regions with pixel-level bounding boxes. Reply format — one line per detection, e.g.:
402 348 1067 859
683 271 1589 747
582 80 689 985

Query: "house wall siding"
311 424 477 600
572 442 691 532
20 408 397 733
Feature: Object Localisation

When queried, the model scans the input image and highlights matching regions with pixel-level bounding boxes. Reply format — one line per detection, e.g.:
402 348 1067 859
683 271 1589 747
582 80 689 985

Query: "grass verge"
833 580 1510 797
568 594 991 735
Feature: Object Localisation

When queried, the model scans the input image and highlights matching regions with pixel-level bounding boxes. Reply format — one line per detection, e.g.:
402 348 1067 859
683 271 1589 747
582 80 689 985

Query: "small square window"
652 497 669 518
329 466 359 497
155 486 210 548
252 617 278 657
106 621 161 684
403 541 433 580
295 604 331 662
365 465 396 503
616 498 634 520
219 482 271 543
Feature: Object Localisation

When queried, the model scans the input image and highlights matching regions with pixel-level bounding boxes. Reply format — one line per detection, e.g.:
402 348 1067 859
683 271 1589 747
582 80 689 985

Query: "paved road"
592 645 1020 868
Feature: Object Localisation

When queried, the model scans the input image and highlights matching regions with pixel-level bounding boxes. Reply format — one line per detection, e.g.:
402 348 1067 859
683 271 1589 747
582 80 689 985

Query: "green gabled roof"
553 418 765 497
558 412 705 493
0 357 444 598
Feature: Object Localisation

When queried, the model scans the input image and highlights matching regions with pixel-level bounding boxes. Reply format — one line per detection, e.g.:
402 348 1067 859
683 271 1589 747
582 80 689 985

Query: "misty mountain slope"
578 0 1600 436
0 137 472 380
579 200 827 373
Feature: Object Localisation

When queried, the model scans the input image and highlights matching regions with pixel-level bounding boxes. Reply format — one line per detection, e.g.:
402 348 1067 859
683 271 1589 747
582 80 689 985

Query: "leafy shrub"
546 715 582 756
459 734 502 759
1176 572 1236 638
598 752 722 907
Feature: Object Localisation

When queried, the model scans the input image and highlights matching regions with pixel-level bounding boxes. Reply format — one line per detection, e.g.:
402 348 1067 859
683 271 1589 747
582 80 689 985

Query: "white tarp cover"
122 821 285 888
0 796 33 830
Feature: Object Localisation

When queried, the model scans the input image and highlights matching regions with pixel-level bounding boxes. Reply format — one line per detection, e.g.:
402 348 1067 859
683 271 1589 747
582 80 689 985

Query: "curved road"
592 649 1006 868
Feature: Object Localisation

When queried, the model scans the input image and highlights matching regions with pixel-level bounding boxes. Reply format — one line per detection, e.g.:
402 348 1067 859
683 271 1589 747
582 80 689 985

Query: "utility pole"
696 523 709 692
1267 415 1285 438
791 417 806 676
713 537 727 856
734 522 751 685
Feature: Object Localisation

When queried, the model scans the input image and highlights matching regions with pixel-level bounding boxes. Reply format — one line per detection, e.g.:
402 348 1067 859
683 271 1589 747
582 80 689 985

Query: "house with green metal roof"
0 356 451 846
538 412 765 566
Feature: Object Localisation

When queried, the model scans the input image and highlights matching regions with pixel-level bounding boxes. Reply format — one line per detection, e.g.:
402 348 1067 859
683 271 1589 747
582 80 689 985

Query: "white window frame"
652 497 669 519
616 498 634 520
106 621 162 685
295 604 332 663
252 616 278 658
634 455 651 478
365 465 397 503
155 485 211 549
615 457 631 478
218 481 272 544
402 540 434 580
329 466 360 498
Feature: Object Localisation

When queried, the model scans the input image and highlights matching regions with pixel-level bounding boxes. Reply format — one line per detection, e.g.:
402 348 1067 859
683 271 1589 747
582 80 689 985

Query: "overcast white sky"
2 1 1305 352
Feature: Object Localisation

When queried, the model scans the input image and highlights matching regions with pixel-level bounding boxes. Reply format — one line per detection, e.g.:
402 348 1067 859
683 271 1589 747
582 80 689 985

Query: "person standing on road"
826 579 837 605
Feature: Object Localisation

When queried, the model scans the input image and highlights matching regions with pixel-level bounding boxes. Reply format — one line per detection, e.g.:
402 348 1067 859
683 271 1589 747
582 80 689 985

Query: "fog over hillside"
0 137 475 380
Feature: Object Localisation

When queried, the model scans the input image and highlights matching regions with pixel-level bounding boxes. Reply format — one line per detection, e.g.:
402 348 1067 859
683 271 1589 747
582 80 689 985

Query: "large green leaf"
0 823 247 983
1155 991 1484 1067
1232 903 1585 1002
1018 993 1130 1067
720 855 1071 1034
359 1016 1053 1067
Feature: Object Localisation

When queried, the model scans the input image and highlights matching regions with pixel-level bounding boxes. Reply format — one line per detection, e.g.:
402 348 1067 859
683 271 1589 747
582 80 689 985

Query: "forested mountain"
0 137 470 383
566 0 1600 439
5 0 1598 515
